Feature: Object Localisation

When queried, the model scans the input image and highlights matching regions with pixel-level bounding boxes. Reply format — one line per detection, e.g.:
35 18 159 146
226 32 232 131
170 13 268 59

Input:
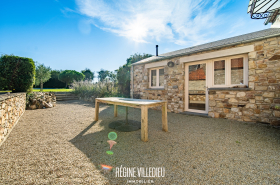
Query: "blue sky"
0 0 268 80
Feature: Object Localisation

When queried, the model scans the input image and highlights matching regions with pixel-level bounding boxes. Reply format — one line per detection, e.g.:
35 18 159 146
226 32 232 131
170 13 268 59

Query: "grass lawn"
32 88 73 92
0 88 73 93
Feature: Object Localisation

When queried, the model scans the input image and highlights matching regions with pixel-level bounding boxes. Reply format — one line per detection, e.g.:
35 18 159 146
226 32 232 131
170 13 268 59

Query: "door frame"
184 61 210 114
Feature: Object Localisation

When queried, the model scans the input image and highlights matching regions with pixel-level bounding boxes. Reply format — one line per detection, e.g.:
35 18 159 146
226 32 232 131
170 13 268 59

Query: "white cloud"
75 0 230 45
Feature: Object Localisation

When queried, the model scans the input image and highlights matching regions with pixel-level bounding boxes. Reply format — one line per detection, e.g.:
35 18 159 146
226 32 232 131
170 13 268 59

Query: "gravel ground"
0 100 280 184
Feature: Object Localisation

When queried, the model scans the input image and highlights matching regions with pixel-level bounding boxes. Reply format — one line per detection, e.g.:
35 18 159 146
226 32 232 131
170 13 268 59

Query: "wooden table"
94 97 168 142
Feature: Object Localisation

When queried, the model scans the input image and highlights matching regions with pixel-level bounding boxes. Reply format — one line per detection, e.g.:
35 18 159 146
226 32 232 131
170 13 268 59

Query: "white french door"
185 62 209 113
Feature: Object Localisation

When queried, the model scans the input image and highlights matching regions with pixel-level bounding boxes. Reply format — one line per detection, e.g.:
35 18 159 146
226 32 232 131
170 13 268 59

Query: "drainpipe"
131 65 134 98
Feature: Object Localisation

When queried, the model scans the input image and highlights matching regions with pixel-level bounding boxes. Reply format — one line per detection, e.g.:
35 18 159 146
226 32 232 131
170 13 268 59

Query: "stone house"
130 28 280 125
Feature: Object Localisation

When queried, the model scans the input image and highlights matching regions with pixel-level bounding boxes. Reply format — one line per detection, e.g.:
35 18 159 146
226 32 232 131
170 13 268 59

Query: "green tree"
58 70 85 88
116 53 152 97
98 69 110 82
81 68 94 81
35 63 52 91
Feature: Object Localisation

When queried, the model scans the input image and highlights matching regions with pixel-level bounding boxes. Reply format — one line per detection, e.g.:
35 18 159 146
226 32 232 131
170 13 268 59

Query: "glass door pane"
188 63 206 111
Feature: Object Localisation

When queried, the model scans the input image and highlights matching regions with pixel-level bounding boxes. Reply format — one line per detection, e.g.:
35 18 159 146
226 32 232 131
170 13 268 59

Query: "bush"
70 80 121 99
0 55 35 92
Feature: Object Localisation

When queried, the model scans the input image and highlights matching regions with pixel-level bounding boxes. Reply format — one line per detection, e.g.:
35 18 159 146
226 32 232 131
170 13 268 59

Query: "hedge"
0 55 36 92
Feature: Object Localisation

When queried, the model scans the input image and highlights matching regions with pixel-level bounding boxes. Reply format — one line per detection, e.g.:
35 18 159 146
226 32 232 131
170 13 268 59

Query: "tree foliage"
0 54 35 92
81 68 94 81
35 63 52 91
40 70 66 88
116 53 152 97
97 69 110 82
58 70 85 88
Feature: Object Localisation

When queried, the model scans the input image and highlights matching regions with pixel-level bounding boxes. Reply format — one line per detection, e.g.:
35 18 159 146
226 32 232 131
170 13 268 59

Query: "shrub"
0 55 35 92
70 80 120 99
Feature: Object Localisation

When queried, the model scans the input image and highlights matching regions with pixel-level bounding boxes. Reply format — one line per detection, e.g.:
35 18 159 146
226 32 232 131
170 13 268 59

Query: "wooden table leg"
141 106 148 142
114 105 118 117
162 102 168 132
94 100 99 121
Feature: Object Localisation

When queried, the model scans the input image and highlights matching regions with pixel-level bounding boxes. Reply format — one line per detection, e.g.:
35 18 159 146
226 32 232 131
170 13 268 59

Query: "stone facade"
131 36 280 125
132 58 184 113
208 37 280 125
0 93 26 145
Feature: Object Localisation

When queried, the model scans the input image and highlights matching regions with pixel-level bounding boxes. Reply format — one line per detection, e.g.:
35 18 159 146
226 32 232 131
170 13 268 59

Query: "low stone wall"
0 93 26 145
208 89 280 125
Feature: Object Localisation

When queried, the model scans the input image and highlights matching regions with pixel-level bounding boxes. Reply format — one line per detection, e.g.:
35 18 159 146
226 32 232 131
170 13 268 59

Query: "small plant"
274 105 280 110
235 141 241 144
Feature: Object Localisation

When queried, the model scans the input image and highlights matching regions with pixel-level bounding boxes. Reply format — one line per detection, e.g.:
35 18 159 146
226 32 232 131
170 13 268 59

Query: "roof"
132 28 280 66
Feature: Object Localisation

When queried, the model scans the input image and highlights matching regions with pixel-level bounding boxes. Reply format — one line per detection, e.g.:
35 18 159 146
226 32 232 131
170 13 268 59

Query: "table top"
96 97 166 105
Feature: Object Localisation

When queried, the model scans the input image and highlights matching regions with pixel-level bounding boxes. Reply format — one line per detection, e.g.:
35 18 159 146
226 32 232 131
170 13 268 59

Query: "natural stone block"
231 107 240 112
209 100 216 107
245 104 257 109
225 95 235 98
216 103 224 108
249 99 255 103
258 64 267 68
263 92 275 98
254 109 261 114
255 86 268 90
214 112 220 118
249 75 258 82
254 45 263 51
273 111 280 117
260 105 270 110
229 98 238 103
237 92 246 97
268 79 277 83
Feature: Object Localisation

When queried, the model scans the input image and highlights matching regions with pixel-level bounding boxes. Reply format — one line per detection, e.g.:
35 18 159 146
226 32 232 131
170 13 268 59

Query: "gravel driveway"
0 100 280 184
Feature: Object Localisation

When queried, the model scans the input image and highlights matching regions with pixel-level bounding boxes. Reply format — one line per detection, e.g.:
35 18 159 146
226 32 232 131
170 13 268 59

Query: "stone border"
0 92 26 147
0 109 25 147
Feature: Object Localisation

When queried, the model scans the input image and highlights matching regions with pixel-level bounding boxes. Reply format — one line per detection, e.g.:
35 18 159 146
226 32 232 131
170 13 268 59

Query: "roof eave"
132 32 280 66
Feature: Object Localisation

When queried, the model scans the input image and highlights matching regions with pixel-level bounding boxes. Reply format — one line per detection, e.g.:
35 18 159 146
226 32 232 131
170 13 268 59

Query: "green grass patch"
32 88 73 92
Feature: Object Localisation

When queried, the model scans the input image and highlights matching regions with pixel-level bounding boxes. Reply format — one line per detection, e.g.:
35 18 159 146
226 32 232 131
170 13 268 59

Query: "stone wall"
208 36 280 125
0 93 26 145
132 36 280 125
132 58 184 113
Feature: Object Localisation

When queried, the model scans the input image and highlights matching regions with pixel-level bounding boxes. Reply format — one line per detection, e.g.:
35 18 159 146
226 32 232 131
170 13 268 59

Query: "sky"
0 0 269 80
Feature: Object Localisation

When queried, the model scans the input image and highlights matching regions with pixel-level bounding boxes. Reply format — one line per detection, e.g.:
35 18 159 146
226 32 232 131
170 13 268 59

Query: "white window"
212 54 248 87
149 67 164 88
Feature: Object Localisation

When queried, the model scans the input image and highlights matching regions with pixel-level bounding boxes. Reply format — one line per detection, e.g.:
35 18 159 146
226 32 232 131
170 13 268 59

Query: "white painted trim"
181 45 254 63
145 60 167 68
210 54 248 87
149 67 164 88
184 61 208 113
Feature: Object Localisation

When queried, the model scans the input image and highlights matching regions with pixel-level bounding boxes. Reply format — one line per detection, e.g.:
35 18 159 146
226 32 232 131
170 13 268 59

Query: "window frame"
149 67 164 88
211 54 248 87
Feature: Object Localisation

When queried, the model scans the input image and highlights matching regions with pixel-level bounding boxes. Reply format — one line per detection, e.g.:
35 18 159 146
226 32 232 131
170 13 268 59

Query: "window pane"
151 70 156 86
214 60 225 85
231 58 243 84
159 68 164 86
